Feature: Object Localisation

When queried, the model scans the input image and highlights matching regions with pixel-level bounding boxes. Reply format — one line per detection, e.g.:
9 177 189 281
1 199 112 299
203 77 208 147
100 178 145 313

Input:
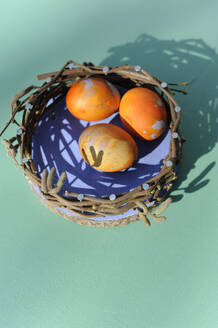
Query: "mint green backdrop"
0 1 218 327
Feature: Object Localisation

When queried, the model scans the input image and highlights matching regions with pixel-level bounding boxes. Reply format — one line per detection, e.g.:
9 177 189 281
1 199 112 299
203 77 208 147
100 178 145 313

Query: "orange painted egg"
79 123 138 172
66 77 120 121
119 87 168 140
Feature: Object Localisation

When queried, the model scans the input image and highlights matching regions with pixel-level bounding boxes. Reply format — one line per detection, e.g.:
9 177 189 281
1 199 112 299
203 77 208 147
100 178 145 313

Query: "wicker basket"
0 61 187 227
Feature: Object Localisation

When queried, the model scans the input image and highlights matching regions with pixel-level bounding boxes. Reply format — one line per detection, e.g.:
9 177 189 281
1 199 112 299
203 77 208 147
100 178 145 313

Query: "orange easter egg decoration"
119 87 168 141
79 123 138 172
66 77 120 121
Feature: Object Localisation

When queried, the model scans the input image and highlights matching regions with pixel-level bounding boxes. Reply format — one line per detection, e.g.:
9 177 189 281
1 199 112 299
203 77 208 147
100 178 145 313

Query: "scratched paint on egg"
152 120 165 130
156 99 163 107
99 141 106 150
79 78 94 97
106 80 119 96
80 78 94 89
89 135 97 146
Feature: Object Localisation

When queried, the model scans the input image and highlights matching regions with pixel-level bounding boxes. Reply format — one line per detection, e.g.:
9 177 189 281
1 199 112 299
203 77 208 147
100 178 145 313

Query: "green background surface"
0 1 218 327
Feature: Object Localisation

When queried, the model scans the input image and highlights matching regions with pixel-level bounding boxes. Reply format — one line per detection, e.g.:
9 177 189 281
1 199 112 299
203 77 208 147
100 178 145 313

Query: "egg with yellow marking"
119 87 168 140
66 77 120 121
79 123 138 172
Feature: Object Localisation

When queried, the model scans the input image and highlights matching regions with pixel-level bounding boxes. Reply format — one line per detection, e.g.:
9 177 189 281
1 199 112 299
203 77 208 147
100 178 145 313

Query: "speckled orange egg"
79 123 138 172
119 87 168 140
66 77 120 121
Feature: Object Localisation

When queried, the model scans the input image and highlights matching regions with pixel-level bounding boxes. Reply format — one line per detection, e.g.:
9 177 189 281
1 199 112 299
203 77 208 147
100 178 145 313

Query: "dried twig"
135 198 171 226
41 167 66 195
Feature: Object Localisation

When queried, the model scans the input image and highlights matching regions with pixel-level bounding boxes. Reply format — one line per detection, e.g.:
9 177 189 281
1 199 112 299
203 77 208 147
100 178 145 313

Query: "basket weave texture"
0 61 187 227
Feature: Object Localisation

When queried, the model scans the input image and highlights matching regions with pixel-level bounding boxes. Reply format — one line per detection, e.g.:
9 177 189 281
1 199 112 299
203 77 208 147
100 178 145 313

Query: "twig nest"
0 60 186 227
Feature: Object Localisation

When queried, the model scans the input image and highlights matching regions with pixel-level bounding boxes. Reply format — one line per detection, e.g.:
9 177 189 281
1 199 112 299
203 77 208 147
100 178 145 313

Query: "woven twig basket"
0 61 187 227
